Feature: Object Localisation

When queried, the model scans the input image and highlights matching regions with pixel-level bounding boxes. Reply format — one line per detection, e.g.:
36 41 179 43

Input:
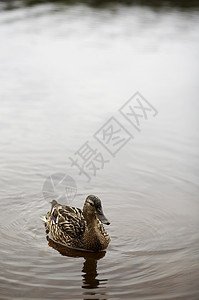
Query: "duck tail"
40 215 47 223
50 200 57 209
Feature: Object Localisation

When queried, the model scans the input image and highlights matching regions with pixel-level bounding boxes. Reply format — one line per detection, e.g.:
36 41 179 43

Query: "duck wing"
58 206 86 236
49 204 86 245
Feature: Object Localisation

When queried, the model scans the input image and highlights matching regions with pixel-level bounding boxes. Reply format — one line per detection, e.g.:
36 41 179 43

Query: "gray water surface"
0 2 199 299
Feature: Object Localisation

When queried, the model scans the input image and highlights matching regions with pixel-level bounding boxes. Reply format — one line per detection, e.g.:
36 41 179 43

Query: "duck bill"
97 209 110 225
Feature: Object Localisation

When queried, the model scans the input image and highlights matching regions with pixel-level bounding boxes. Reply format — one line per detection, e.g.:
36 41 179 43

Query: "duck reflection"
47 236 108 297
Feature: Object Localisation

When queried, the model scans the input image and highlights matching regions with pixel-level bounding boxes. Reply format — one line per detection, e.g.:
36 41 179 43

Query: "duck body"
42 195 110 252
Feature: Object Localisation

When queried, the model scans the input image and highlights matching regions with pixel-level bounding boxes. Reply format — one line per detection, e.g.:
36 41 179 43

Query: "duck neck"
83 215 106 251
86 214 98 231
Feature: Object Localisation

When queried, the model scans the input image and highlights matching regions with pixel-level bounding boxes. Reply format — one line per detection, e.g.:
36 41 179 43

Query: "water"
0 1 199 299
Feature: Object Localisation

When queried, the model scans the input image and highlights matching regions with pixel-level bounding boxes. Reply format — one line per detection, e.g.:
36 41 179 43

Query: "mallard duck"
42 195 110 252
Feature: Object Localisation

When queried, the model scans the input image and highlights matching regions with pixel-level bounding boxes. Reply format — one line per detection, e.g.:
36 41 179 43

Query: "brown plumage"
42 195 110 252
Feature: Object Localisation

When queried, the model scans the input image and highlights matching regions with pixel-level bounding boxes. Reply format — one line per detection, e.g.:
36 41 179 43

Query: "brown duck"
42 195 110 252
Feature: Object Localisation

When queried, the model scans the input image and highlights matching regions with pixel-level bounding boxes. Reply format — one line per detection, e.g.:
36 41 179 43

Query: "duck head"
83 195 110 225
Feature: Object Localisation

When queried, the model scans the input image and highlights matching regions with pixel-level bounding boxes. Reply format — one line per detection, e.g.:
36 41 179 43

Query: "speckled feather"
43 200 110 251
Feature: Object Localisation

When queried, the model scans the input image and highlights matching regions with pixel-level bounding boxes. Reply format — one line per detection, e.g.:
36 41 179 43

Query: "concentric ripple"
0 189 198 300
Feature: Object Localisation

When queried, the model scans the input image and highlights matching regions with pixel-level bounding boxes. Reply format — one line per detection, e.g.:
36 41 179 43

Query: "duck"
42 195 110 252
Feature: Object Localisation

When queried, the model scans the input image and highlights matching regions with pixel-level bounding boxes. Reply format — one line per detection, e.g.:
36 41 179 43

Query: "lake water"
0 1 199 299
